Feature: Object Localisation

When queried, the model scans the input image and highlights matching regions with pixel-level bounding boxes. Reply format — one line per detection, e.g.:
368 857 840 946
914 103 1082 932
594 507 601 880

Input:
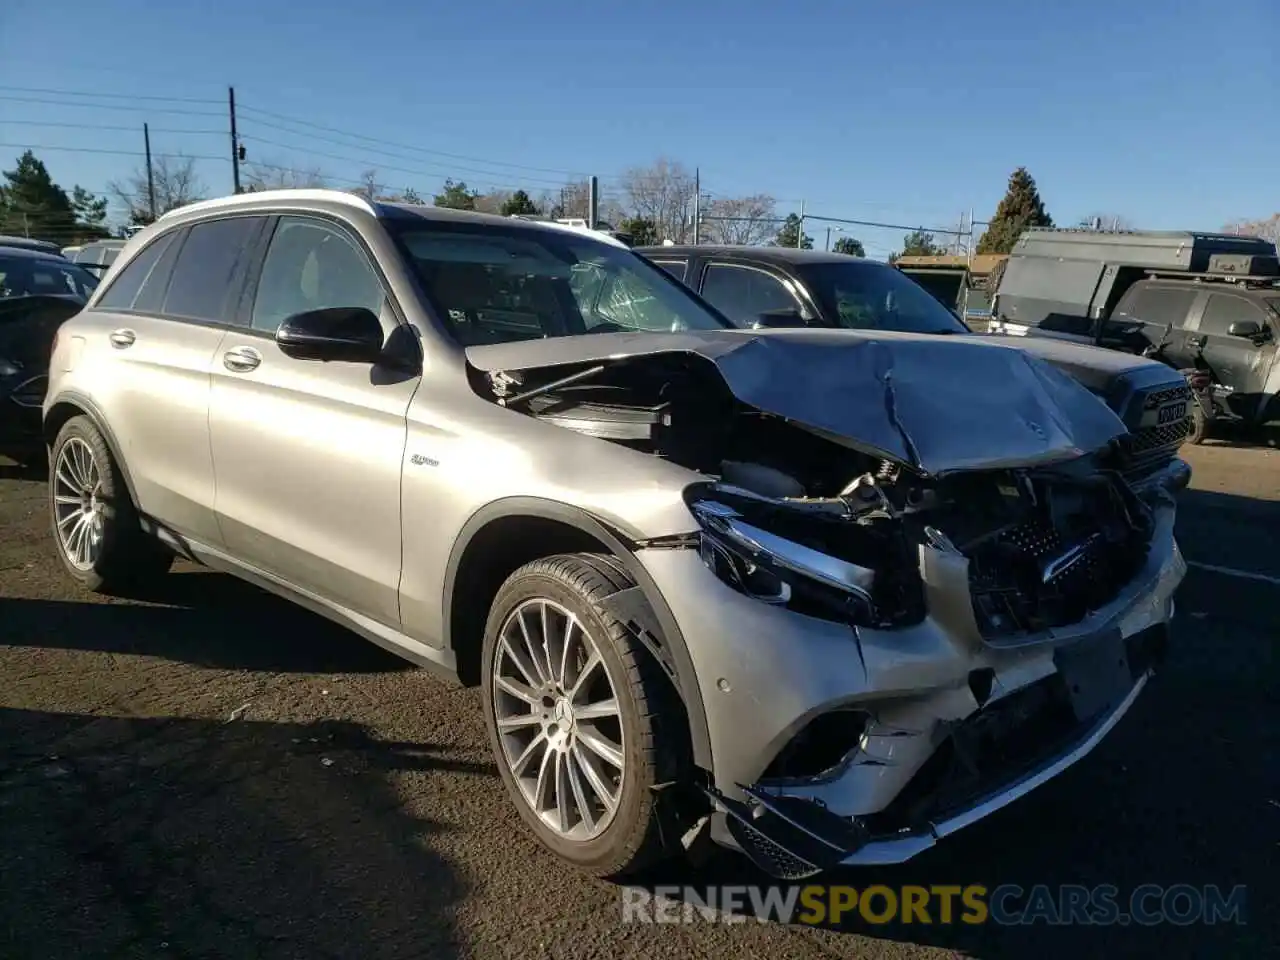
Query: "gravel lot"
1 441 1275 959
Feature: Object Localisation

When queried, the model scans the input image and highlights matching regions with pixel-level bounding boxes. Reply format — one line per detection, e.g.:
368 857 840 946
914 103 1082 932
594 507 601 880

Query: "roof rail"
157 188 379 222
1145 269 1280 288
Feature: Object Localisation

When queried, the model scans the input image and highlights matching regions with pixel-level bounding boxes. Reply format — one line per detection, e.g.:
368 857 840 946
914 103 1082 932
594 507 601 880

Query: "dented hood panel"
465 328 1129 475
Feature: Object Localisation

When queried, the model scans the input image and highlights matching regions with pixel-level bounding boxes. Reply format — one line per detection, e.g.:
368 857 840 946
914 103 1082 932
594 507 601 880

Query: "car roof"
633 244 886 266
0 244 79 265
155 189 629 247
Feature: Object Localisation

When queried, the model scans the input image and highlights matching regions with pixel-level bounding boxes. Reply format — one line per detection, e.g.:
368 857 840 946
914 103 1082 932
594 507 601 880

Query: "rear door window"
650 260 688 282
162 216 266 324
699 262 799 327
1114 285 1198 328
1199 294 1269 335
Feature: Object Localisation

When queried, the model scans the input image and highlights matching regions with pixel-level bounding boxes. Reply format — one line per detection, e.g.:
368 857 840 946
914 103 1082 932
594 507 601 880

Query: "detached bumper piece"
708 625 1168 879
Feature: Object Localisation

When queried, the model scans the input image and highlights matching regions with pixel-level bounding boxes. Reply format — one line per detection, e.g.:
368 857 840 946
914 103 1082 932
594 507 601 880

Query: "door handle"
223 345 262 372
1186 335 1206 350
108 328 136 349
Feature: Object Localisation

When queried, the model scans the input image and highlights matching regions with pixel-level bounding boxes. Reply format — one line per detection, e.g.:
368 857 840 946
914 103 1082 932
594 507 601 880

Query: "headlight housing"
0 357 21 378
690 497 921 627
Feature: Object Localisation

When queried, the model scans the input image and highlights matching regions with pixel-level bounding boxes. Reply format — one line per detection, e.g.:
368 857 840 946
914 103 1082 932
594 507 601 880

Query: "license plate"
1156 401 1187 425
1054 629 1132 722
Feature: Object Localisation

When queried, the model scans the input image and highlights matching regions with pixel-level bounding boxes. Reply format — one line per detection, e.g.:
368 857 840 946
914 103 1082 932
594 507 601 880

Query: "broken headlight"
691 499 878 623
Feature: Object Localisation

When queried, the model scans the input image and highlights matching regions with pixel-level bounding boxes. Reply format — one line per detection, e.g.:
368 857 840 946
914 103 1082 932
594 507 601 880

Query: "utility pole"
798 200 806 248
587 175 598 230
228 86 241 194
692 167 700 245
143 123 156 221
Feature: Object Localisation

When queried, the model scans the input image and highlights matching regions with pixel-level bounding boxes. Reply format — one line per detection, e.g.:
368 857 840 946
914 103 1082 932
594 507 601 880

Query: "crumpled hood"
465 328 1129 475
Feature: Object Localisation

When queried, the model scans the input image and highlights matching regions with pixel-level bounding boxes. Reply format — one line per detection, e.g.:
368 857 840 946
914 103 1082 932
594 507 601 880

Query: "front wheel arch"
443 497 712 772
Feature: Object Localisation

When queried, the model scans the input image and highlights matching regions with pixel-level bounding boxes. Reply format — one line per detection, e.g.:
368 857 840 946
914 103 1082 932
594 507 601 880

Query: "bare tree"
1076 213 1135 232
620 159 697 242
107 154 207 224
701 194 777 245
242 162 329 192
473 190 512 215
1222 213 1280 246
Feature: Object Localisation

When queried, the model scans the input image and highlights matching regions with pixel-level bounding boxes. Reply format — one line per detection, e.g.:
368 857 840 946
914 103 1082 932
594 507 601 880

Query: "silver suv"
44 190 1188 879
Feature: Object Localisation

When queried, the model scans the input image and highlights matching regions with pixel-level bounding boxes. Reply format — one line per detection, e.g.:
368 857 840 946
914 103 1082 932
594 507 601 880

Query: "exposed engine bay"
475 352 1165 640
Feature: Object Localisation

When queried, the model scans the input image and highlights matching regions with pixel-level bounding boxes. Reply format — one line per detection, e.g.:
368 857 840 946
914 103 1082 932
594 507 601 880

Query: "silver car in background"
43 190 1187 878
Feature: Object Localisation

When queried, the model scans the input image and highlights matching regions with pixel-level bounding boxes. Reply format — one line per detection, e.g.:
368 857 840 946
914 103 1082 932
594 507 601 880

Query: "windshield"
798 261 968 334
0 253 99 302
390 222 729 346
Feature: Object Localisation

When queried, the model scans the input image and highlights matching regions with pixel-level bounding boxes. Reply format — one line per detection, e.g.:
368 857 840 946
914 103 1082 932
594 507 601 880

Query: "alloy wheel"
491 598 626 842
52 437 106 570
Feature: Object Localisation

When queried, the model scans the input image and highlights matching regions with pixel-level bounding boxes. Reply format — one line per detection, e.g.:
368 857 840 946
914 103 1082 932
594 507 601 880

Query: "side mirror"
1227 319 1265 339
751 309 806 329
276 307 385 362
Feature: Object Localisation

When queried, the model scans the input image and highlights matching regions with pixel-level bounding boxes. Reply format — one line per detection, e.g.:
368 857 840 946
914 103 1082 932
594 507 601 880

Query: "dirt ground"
0 441 1275 959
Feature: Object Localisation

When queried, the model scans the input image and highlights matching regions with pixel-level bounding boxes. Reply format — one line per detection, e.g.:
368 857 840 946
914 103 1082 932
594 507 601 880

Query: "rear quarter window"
96 232 178 310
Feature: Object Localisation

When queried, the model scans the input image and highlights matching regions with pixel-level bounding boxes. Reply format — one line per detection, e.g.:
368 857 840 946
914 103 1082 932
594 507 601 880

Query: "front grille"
970 520 1146 636
1141 382 1191 410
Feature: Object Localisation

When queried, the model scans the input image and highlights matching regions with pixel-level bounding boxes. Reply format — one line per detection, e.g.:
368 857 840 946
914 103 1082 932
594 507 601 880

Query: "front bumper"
637 466 1186 878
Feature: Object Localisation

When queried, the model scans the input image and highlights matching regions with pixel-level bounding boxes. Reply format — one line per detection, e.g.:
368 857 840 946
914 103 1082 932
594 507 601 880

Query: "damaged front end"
464 331 1189 879
680 453 1185 879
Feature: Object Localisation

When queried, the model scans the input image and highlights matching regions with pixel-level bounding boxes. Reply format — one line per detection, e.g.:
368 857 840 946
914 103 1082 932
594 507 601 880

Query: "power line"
236 103 604 181
239 132 580 190
0 119 226 136
0 142 227 164
0 95 224 118
0 85 223 105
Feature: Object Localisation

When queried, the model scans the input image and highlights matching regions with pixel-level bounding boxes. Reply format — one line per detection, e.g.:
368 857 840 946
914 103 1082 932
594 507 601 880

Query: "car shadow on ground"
0 570 413 675
0 706 480 960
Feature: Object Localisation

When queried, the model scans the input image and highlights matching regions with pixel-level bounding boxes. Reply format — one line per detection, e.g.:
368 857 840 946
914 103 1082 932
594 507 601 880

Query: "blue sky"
1 0 1276 257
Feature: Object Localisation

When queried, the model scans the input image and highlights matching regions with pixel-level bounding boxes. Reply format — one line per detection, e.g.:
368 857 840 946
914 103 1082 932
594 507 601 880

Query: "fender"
444 496 713 771
43 389 140 509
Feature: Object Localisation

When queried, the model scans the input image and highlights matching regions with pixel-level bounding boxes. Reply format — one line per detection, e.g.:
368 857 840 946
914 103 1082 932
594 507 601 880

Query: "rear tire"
49 415 172 593
481 553 687 879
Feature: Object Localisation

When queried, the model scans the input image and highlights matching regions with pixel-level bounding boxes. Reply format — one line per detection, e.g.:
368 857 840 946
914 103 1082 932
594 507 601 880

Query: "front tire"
481 553 686 878
49 415 172 592
1186 405 1210 445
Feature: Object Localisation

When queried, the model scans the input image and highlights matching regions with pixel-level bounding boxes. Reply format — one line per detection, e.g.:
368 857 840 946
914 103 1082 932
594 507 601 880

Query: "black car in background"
0 246 98 464
635 245 970 334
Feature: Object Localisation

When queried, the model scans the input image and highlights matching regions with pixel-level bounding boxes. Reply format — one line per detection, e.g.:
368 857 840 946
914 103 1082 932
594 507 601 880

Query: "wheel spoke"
499 635 541 690
55 460 79 493
53 495 81 505
515 611 549 685
497 711 541 731
572 742 619 814
573 698 619 721
538 603 556 687
55 508 80 530
495 674 540 707
565 749 596 833
577 725 624 770
553 752 572 834
557 616 576 688
569 651 601 697
509 731 547 777
533 745 555 813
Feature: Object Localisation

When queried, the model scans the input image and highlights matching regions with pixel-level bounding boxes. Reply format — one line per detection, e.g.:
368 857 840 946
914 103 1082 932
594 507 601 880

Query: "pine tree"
976 167 1053 255
773 213 813 249
501 190 540 217
0 150 77 243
